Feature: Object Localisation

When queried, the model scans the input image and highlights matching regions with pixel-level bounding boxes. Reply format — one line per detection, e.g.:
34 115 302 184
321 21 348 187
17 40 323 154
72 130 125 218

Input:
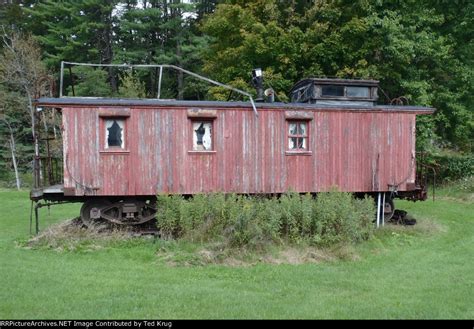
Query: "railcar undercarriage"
80 198 157 227
30 184 429 234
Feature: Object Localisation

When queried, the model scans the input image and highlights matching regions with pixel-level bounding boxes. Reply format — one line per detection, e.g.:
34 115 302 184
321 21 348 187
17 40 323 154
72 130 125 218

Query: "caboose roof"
35 97 435 114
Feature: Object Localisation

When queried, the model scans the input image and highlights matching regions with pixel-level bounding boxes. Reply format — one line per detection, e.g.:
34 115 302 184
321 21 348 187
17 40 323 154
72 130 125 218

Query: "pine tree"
24 0 119 90
116 0 209 99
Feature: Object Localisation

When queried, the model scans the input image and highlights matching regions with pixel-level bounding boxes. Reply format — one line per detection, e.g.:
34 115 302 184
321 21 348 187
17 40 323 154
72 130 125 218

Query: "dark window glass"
321 85 344 96
107 120 123 147
195 123 205 145
347 86 369 98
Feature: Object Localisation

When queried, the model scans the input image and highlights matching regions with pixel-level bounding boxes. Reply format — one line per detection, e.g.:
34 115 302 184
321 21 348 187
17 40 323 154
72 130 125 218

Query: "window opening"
105 119 124 149
192 121 212 151
288 121 308 150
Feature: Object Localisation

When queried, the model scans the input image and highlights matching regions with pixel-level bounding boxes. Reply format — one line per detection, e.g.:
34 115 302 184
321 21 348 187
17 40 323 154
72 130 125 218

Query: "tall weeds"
156 192 375 249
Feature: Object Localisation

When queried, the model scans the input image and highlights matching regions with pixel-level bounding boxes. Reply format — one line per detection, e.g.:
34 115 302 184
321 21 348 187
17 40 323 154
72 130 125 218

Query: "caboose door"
99 113 135 196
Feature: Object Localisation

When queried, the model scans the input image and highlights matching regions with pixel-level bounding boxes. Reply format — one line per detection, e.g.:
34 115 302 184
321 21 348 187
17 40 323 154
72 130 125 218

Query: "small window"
321 85 344 97
192 121 212 151
288 121 308 150
105 119 125 149
347 86 369 98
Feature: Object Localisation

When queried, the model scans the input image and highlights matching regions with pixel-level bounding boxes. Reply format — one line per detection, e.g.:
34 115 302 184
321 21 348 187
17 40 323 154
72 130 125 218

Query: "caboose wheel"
80 200 111 227
383 197 395 221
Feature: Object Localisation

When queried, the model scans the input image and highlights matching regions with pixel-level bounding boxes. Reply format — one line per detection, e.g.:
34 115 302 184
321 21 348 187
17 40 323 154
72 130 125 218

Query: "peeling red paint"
61 105 425 197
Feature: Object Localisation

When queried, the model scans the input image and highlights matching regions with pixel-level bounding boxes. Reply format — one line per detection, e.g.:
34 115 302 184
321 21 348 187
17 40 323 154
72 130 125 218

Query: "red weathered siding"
62 106 418 196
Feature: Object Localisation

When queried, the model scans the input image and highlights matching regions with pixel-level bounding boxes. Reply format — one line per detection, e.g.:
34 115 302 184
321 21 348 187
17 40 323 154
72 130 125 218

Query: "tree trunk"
26 87 41 188
6 123 21 190
25 88 35 140
10 134 21 190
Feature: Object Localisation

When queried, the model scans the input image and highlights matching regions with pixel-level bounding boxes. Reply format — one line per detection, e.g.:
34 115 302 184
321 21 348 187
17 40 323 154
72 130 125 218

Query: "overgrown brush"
423 152 474 183
22 218 133 252
156 192 375 250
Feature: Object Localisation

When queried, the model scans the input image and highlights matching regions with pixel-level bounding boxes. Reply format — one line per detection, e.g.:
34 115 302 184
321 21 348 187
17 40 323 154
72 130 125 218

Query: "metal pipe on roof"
59 61 64 98
60 61 259 116
157 66 163 99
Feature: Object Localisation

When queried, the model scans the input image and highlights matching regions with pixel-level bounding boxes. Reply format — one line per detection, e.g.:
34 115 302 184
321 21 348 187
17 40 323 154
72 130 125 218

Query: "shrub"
155 191 375 250
422 152 474 183
155 194 183 239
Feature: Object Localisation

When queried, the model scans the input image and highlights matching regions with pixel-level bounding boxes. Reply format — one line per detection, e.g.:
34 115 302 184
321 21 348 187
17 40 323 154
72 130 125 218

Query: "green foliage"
23 0 118 69
424 151 474 183
206 77 251 101
201 0 474 152
24 0 209 99
65 66 113 97
0 1 34 33
156 192 375 250
117 71 146 98
314 192 374 246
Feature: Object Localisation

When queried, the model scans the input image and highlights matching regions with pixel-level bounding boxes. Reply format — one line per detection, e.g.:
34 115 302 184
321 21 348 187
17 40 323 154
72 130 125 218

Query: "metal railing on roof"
59 61 258 116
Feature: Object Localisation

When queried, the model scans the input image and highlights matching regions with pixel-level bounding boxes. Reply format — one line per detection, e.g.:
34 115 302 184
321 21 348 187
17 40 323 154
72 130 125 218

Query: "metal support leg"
31 201 76 235
34 202 40 234
30 201 34 235
376 193 381 228
382 193 386 226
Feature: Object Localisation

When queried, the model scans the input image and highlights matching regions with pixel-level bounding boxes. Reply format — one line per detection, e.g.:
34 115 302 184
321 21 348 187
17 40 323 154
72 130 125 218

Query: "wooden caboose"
32 66 434 227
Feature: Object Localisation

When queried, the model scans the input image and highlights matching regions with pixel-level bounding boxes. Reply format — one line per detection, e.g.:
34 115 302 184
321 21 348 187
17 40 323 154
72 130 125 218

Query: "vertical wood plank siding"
63 107 417 196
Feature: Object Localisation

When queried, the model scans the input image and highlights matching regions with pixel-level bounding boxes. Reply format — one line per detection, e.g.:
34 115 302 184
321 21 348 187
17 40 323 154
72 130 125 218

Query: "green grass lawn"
0 189 472 319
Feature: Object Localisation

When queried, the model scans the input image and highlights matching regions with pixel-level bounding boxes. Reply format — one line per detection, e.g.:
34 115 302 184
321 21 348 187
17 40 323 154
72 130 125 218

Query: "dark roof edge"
35 97 435 113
